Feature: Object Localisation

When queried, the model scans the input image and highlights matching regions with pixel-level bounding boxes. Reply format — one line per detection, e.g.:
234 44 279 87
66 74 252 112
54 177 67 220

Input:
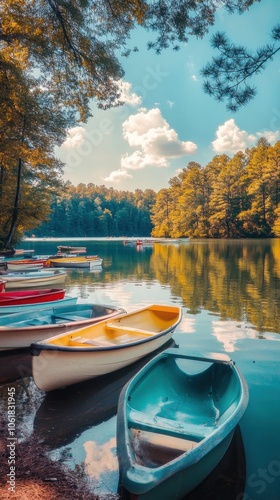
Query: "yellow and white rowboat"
31 304 182 392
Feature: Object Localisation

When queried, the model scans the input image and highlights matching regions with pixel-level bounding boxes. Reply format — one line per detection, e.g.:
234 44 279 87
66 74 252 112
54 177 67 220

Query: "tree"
267 141 280 215
32 182 155 237
150 139 280 239
0 0 125 117
175 162 210 238
0 0 276 246
151 188 174 237
240 138 273 236
202 26 280 111
208 152 247 237
0 0 126 247
0 65 66 248
1 1 266 124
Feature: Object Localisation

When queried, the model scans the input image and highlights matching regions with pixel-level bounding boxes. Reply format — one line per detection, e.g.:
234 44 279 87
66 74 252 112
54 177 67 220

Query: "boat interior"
126 356 241 467
0 306 118 328
44 306 180 347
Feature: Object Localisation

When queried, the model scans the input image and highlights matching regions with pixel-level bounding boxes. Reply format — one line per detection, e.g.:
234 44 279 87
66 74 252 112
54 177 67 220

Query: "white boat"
14 249 35 256
57 245 87 253
0 269 67 288
48 256 103 268
6 262 44 271
31 304 182 391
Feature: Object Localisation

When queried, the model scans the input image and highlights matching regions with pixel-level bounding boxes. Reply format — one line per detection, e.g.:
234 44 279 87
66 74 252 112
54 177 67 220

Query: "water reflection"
150 239 280 334
10 238 280 499
211 318 280 352
0 375 44 440
33 340 176 449
23 238 280 335
84 436 118 481
0 349 32 384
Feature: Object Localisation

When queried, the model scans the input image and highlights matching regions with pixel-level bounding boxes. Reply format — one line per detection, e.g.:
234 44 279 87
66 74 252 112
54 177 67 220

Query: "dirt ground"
0 416 119 500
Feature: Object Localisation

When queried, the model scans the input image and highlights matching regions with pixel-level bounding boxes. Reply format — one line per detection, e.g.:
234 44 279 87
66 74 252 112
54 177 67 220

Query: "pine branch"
201 30 280 111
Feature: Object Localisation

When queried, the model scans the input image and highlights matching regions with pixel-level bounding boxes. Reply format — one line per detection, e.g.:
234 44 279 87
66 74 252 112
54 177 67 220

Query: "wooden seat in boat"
106 322 156 336
52 314 84 322
68 336 114 347
128 409 215 441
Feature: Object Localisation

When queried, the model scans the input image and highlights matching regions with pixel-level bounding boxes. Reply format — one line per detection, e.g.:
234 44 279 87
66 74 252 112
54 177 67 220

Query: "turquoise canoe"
0 302 124 350
117 348 249 500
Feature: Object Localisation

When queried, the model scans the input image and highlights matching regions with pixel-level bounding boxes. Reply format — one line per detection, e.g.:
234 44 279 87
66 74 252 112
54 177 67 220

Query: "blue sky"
57 0 280 192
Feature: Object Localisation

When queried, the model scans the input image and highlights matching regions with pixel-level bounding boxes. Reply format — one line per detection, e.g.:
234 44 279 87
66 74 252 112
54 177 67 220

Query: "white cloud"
120 108 197 170
121 151 167 170
212 119 255 154
186 58 198 82
61 126 86 148
255 130 279 143
115 80 142 106
103 169 133 183
212 119 279 154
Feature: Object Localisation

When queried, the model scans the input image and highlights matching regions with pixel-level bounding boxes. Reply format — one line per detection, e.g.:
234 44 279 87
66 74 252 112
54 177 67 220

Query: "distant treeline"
32 183 156 237
30 138 280 239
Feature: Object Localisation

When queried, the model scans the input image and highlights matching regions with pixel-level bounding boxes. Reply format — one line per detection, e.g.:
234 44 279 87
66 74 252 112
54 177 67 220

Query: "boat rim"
30 324 180 354
30 308 182 354
0 304 126 330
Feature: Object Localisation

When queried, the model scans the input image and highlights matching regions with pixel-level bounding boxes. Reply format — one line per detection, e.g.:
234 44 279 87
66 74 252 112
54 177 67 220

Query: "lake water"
1 238 280 499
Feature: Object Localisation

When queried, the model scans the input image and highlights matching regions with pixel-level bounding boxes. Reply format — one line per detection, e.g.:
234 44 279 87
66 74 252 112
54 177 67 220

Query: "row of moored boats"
0 246 103 289
0 246 249 500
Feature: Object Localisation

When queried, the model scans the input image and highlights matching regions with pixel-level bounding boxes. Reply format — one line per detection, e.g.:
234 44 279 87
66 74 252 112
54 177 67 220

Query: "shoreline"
0 415 119 500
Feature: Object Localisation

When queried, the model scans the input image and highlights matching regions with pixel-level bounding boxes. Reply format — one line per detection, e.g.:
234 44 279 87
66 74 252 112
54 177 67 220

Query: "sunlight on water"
1 239 280 499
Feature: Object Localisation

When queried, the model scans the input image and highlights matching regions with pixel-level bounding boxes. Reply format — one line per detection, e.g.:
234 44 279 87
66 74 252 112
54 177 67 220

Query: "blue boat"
0 302 124 350
117 348 249 500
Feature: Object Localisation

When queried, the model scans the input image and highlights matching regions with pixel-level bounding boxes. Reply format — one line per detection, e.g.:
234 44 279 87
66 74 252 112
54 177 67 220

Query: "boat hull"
0 296 77 316
0 288 66 306
2 270 67 288
117 348 249 500
121 434 234 500
57 246 87 253
6 263 44 271
31 305 182 391
6 259 48 270
48 257 103 268
0 304 125 350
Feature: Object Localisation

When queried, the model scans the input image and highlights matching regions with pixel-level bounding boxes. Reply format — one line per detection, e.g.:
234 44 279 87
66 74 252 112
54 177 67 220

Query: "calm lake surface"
1 238 280 499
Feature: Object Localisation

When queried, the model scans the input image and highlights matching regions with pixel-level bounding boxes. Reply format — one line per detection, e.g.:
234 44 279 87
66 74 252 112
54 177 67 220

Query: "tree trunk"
4 157 23 248
0 163 3 201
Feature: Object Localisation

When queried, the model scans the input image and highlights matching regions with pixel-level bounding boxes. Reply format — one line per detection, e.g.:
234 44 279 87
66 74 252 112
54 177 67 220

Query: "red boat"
0 288 66 306
0 280 5 293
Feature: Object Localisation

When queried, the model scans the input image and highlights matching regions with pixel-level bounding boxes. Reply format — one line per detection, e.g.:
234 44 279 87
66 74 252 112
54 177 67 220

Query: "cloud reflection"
177 315 196 334
83 437 118 480
212 320 259 352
